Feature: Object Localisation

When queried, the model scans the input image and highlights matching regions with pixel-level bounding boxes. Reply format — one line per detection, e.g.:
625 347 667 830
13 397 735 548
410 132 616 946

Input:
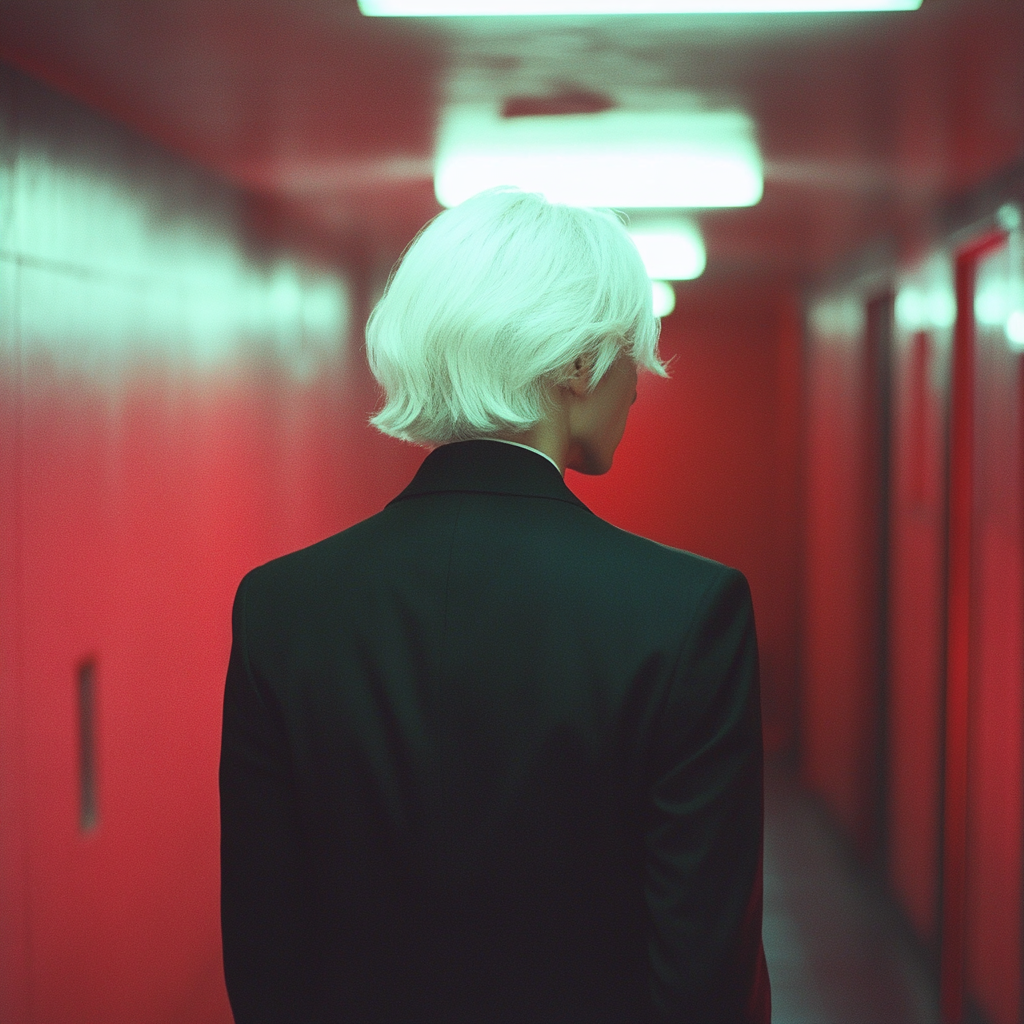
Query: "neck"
494 414 569 476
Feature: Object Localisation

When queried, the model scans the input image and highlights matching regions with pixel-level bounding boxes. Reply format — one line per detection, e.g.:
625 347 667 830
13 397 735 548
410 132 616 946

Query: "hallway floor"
763 760 941 1024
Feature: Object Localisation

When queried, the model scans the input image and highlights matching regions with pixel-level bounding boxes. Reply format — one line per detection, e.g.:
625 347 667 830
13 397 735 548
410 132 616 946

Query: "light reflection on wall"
894 251 955 388
896 281 956 333
974 225 1024 352
0 94 350 380
808 293 866 343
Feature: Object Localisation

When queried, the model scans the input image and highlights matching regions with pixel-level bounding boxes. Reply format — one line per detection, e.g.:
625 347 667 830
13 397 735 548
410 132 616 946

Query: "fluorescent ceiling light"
361 0 921 15
630 221 706 280
435 107 762 209
1007 310 1024 350
651 281 676 318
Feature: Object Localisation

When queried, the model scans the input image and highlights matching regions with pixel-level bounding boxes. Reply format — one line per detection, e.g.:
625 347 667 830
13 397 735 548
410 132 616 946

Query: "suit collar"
387 439 592 512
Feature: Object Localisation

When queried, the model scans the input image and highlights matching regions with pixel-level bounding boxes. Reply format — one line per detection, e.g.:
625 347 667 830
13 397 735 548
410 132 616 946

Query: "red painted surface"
804 226 1024 1024
0 68 425 1024
940 230 1007 1024
887 320 949 947
962 237 1023 1024
802 297 886 857
570 283 803 755
12 357 421 1024
0 262 30 1024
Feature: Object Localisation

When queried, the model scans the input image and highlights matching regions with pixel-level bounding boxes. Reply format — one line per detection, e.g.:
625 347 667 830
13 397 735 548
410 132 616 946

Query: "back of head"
365 187 669 446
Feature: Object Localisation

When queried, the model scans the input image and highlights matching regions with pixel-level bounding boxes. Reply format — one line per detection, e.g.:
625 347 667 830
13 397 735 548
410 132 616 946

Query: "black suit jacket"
220 439 771 1024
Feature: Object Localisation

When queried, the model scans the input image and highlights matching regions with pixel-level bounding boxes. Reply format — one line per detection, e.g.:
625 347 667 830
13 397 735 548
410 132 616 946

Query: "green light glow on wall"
8 150 350 376
891 252 956 346
896 285 956 332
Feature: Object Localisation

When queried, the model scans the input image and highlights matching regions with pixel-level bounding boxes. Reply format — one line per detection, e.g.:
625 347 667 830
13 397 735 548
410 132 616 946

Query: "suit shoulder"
236 509 390 597
586 514 746 589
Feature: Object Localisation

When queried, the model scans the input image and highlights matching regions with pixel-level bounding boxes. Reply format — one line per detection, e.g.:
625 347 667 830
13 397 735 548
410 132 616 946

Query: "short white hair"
365 187 670 446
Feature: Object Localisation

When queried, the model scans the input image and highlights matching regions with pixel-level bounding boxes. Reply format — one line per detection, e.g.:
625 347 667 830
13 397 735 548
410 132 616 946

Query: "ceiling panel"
0 0 1021 287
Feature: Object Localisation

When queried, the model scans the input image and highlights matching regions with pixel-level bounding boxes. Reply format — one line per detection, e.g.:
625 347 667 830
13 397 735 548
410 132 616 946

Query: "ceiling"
0 0 1021 289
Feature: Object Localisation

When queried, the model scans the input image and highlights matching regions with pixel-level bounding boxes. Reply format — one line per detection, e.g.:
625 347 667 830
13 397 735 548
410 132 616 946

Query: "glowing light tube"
361 0 921 15
651 281 676 317
435 108 763 209
1007 310 1024 350
630 222 706 280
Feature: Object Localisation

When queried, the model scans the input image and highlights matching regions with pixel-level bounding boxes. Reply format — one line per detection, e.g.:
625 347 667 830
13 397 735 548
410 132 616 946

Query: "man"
220 187 771 1023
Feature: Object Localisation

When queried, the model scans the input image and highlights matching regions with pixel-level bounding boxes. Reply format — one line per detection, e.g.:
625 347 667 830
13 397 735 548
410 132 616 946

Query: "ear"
563 356 593 398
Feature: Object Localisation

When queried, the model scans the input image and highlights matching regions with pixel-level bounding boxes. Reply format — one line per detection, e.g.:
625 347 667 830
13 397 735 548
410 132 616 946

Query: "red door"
887 257 954 952
964 230 1023 1024
942 225 1024 1024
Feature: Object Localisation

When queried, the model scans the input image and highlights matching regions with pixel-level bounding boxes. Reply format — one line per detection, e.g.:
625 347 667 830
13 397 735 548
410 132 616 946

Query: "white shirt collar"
485 438 562 475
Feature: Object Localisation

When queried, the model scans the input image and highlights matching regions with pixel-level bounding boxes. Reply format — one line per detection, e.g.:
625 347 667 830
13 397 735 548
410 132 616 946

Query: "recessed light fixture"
651 281 676 318
630 221 706 280
1007 310 1024 350
435 107 762 209
361 0 921 15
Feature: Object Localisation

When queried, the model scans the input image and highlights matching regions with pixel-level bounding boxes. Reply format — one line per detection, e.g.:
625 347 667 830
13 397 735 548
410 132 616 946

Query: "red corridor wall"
0 65 425 1024
0 64 805 1023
